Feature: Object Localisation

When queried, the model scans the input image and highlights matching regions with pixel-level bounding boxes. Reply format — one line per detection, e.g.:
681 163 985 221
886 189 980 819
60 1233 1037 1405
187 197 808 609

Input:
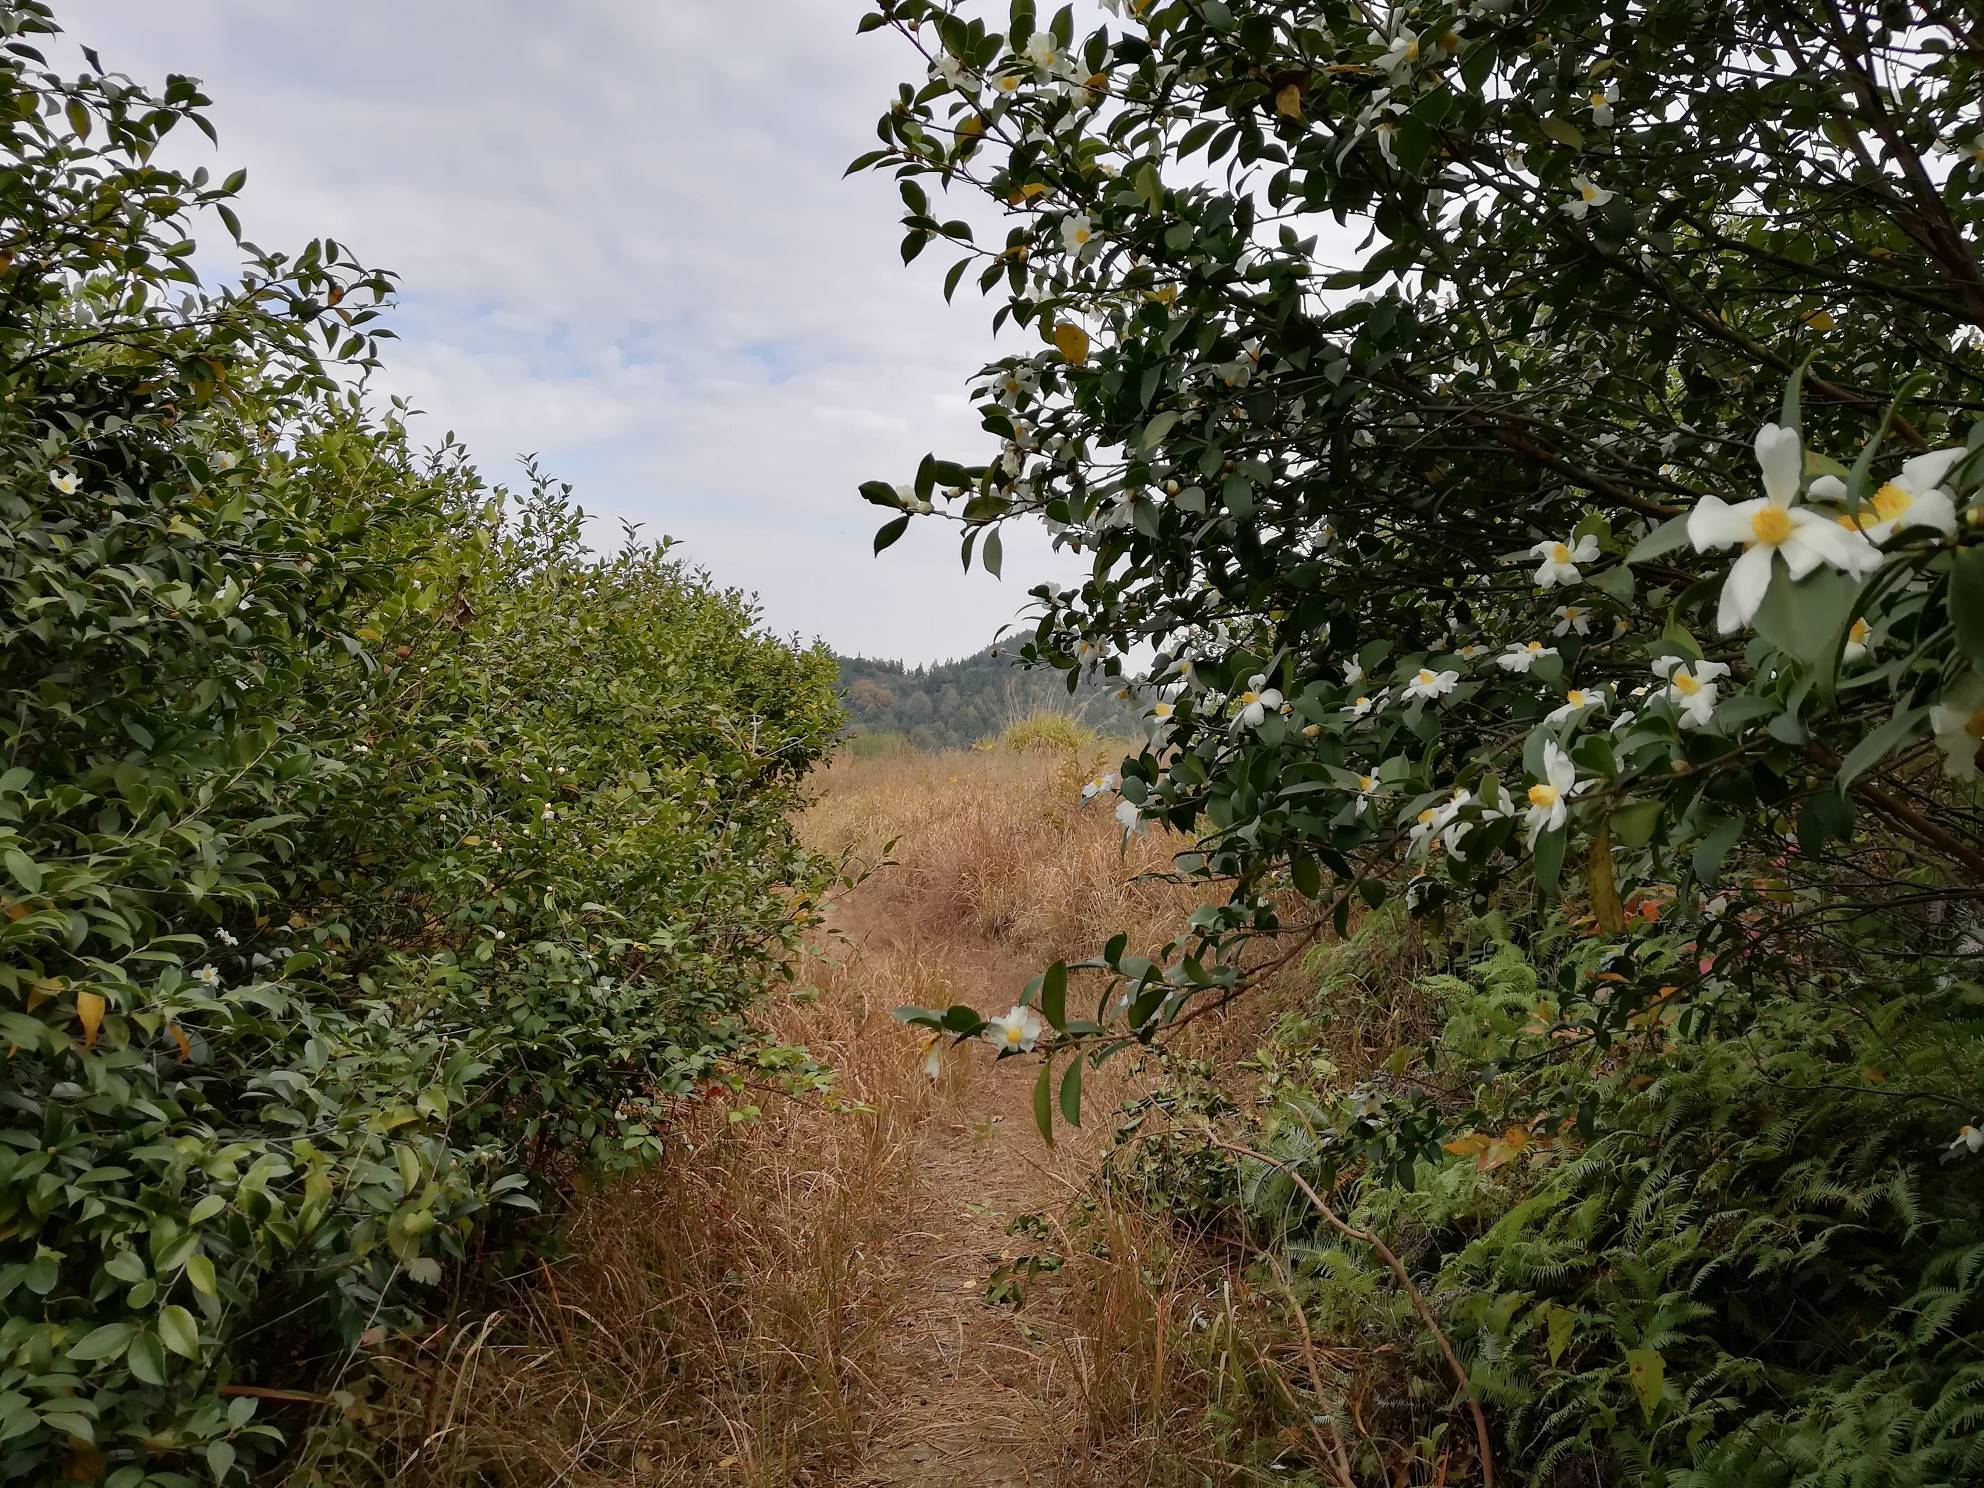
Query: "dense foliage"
858 0 1984 1481
836 643 1135 749
0 8 839 1483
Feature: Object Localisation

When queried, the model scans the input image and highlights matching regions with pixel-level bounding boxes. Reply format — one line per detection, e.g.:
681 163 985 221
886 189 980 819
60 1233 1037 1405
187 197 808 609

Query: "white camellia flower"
1546 687 1602 725
1815 446 1967 544
1455 642 1486 660
1687 423 1877 633
211 451 238 472
1590 78 1620 127
893 484 934 515
1115 796 1145 835
1403 667 1459 703
1370 27 1420 77
1061 213 1097 257
984 1005 1045 1055
1523 742 1590 847
1407 805 1442 856
1233 675 1285 729
1081 772 1121 803
1930 676 1984 781
1950 1122 1984 1156
1351 771 1383 816
1343 659 1365 686
1842 618 1875 665
216 928 238 947
49 470 79 494
1025 30 1066 76
1347 1087 1384 1119
1496 641 1557 673
1531 533 1600 587
1553 604 1592 637
1563 175 1614 219
1345 690 1387 720
1439 787 1480 855
193 965 221 988
1652 655 1730 729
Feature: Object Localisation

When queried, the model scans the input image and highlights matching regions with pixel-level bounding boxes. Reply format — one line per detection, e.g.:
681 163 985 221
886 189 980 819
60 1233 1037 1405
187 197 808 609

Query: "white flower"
1949 1122 1984 1155
1531 533 1600 587
1553 604 1592 637
1563 175 1614 220
1403 667 1459 703
1522 742 1591 848
211 450 239 472
1546 687 1602 725
892 483 934 516
1842 617 1875 665
1652 655 1730 729
1061 213 1097 257
1930 676 1984 781
1438 787 1479 854
1371 27 1420 78
1375 121 1400 169
1232 676 1285 729
985 1005 1045 1054
1455 643 1486 660
215 929 237 947
1818 446 1967 545
1347 1087 1385 1119
1351 770 1383 817
1686 423 1877 633
49 470 79 494
1609 710 1637 733
1496 641 1557 673
193 965 220 988
1589 78 1620 127
1081 771 1121 803
931 51 974 90
1345 690 1387 720
1407 805 1443 856
1024 31 1066 75
1343 659 1365 686
1115 796 1145 835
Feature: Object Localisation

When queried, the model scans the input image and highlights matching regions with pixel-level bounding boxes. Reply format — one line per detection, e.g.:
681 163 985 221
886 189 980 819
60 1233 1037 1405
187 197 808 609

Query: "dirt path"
832 889 1076 1487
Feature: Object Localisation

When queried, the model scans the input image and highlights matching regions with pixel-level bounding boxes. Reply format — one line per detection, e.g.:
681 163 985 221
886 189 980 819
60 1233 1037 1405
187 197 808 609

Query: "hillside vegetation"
836 645 1138 751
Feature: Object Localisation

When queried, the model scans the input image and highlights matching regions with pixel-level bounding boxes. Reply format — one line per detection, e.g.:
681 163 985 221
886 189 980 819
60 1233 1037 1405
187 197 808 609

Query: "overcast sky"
90 1 1085 663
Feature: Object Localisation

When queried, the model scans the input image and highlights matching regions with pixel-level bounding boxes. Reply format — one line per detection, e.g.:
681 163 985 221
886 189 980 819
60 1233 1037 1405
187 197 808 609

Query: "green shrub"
0 10 839 1483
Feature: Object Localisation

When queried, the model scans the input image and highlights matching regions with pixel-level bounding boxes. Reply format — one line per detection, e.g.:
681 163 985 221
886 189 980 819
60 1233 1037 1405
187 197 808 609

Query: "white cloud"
83 0 1084 661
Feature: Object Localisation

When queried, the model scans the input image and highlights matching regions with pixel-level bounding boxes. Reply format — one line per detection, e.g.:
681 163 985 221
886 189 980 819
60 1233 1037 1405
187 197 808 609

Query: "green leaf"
1837 705 1929 790
874 514 911 554
1290 852 1321 899
1692 814 1745 885
1032 1057 1055 1146
1544 1303 1575 1366
158 1305 199 1360
1625 514 1691 566
1059 1056 1084 1128
1533 828 1566 900
3 848 41 893
1610 799 1663 847
125 1331 167 1386
1752 563 1854 669
1950 546 1984 675
66 1323 135 1362
1539 117 1585 150
1039 961 1067 1031
184 1253 217 1297
982 528 1003 578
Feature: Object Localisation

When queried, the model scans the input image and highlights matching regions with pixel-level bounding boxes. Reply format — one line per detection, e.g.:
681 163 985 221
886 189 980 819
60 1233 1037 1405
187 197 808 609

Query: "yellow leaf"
168 1023 191 1062
1799 308 1836 331
76 990 105 1051
1588 818 1623 933
1442 1131 1492 1157
1275 83 1303 120
1054 322 1091 366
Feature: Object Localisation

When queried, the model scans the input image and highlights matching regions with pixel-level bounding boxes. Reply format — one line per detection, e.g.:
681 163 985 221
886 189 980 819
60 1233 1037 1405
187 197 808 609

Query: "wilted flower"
1950 1122 1984 1155
1115 796 1145 835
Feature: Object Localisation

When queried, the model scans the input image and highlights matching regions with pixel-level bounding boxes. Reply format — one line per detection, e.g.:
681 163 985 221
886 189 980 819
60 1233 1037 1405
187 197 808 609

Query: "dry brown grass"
343 731 1335 1488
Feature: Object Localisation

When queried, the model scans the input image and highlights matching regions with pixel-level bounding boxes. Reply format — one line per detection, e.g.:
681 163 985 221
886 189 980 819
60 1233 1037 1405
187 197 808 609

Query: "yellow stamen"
1417 808 1436 824
1671 670 1700 696
1527 784 1559 808
1551 542 1571 563
1849 619 1869 643
1750 506 1793 545
1358 775 1375 791
1416 669 1435 685
1238 690 1260 705
1580 182 1599 202
1566 689 1587 706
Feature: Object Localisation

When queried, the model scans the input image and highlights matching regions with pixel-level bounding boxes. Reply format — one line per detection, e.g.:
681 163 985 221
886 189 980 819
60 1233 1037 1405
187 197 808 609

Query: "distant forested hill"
834 644 1137 750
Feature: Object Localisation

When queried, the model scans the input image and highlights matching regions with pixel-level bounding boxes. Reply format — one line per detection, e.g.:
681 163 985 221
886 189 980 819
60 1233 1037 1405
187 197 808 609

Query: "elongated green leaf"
1032 1057 1055 1146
